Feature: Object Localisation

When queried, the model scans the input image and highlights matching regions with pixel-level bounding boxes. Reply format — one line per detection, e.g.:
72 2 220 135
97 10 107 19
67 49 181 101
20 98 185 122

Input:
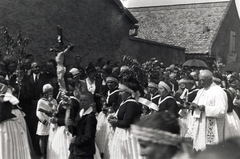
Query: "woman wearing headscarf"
108 82 142 159
157 81 180 117
96 74 121 158
131 112 191 159
0 76 31 159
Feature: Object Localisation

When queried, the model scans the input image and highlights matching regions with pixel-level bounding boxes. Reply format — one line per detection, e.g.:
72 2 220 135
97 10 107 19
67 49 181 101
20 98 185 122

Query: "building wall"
120 37 185 66
0 0 133 66
0 0 184 67
211 0 240 64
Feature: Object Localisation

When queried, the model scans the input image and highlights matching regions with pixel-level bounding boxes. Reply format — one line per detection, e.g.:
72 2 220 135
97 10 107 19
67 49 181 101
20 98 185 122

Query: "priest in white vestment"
188 70 228 151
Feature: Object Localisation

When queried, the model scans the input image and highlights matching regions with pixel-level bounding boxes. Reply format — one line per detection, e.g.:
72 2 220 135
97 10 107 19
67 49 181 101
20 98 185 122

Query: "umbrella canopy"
183 59 208 68
223 61 240 73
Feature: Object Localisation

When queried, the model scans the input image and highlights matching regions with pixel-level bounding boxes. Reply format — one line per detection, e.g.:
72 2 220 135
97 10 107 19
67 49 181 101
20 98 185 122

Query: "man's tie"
34 74 39 82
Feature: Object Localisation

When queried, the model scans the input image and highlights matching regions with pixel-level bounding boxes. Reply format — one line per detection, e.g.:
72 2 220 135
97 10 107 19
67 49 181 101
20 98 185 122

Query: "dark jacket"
69 112 97 156
116 98 142 128
151 94 161 105
56 103 66 126
106 89 121 112
158 95 180 117
225 89 234 113
188 87 199 102
0 99 15 123
56 97 80 127
28 73 48 100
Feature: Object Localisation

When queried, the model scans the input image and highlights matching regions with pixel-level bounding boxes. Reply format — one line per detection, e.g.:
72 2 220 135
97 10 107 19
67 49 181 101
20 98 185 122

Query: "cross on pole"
50 25 74 92
50 25 74 52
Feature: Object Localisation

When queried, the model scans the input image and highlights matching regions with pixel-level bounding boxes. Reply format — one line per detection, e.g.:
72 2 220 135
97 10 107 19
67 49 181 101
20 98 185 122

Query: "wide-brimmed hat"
101 65 112 75
43 84 53 93
85 64 96 74
120 66 130 73
69 68 80 78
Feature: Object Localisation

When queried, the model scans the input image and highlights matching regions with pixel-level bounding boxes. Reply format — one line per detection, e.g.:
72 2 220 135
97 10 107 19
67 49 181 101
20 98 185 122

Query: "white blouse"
86 77 96 94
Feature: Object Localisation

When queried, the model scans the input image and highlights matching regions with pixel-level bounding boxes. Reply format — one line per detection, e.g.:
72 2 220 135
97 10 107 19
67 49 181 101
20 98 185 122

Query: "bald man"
186 70 228 151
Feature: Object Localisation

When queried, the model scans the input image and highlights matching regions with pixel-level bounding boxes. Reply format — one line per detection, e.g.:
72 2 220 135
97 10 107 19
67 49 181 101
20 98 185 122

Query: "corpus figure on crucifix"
55 46 70 92
51 25 74 93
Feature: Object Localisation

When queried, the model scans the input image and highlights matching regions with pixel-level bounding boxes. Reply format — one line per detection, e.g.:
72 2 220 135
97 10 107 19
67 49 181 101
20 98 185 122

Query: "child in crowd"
36 84 57 159
69 91 97 159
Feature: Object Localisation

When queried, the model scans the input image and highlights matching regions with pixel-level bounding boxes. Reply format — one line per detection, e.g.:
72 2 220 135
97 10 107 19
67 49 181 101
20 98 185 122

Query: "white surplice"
188 83 228 151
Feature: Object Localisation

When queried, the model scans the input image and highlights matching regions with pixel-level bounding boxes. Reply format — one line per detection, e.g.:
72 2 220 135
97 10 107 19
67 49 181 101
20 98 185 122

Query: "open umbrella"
223 61 240 73
183 59 208 68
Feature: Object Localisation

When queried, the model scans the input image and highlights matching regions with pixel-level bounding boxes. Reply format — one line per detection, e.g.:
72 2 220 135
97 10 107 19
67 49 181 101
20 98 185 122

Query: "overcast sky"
124 0 240 18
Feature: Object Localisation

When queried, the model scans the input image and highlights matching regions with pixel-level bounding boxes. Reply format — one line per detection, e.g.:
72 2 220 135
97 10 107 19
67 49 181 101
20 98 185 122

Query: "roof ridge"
128 1 229 10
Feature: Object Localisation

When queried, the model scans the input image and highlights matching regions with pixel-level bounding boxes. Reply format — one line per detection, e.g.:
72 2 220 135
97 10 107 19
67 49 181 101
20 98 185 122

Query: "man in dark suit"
85 64 108 113
69 91 97 159
25 61 48 156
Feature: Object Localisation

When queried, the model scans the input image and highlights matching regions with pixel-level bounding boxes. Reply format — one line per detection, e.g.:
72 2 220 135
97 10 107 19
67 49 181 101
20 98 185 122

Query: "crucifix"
50 25 74 92
50 25 74 52
50 26 75 133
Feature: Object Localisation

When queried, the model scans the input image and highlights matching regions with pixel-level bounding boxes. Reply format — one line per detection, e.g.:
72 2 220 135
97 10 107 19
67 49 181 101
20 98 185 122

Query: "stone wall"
0 0 132 66
211 0 240 63
0 0 185 67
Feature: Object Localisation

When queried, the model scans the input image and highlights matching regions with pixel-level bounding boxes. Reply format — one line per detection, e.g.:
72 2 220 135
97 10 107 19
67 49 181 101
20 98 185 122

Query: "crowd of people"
1 49 240 159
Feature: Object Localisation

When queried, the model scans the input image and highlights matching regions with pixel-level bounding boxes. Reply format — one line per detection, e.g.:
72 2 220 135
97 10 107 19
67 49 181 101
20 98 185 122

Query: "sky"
122 0 240 18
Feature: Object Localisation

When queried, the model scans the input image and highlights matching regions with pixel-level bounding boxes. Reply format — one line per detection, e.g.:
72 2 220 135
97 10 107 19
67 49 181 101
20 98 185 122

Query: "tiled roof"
129 2 230 54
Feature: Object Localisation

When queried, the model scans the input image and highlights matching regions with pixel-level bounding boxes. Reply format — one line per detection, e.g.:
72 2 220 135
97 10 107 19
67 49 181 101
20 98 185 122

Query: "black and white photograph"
1 0 240 159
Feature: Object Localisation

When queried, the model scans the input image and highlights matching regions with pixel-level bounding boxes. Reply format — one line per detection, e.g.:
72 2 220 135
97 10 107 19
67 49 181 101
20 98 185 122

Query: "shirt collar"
79 106 93 118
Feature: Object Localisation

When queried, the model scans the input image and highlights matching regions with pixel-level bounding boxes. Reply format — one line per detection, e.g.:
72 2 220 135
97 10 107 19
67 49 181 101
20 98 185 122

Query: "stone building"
129 0 240 65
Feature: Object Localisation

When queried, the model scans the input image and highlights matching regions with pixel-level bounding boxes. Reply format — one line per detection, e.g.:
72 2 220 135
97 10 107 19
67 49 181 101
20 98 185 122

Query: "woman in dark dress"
47 74 80 159
158 81 180 117
108 82 142 159
96 75 121 157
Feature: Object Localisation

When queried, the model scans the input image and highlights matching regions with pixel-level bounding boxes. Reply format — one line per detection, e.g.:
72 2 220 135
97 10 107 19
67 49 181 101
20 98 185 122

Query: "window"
229 31 236 56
